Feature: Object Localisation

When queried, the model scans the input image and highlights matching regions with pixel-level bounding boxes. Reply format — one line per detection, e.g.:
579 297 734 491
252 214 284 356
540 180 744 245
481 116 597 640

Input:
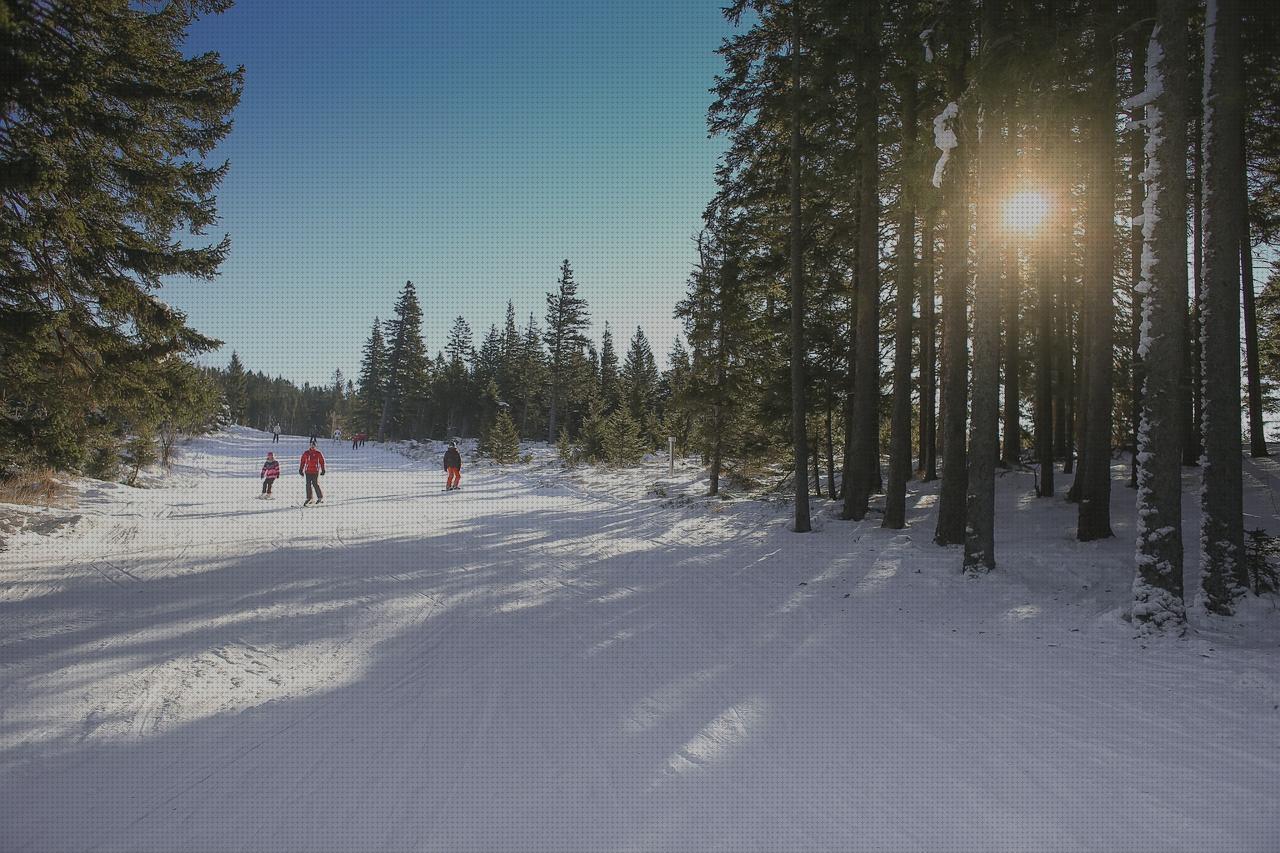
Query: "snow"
1 428 1278 851
931 102 959 189
920 28 934 63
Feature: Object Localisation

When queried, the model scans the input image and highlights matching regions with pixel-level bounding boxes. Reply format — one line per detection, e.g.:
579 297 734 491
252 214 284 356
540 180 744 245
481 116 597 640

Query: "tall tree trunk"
934 13 970 546
1199 0 1248 610
964 0 1004 572
1001 239 1021 468
1057 287 1075 473
1077 0 1116 541
919 205 939 481
885 65 917 530
1128 25 1147 490
844 5 882 522
1187 114 1204 465
1132 0 1189 635
1034 109 1057 498
1242 184 1268 457
826 387 836 498
789 0 811 533
1035 221 1055 496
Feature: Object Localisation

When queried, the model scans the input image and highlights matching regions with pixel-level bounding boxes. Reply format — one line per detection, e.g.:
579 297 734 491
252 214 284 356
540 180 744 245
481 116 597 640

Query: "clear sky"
159 0 734 387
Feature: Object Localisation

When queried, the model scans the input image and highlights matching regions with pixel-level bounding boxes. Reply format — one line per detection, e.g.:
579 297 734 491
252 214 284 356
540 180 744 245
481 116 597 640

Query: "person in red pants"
299 439 326 505
443 442 462 491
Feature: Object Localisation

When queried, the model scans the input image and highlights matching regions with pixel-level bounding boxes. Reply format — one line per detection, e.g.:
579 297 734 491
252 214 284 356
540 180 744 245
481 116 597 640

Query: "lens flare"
1003 191 1050 233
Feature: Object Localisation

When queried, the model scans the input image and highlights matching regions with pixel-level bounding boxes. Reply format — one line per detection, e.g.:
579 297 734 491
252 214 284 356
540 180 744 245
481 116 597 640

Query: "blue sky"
160 0 734 386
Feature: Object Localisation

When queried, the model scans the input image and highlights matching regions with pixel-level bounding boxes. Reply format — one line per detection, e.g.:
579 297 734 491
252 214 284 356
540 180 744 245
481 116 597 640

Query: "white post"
668 436 675 477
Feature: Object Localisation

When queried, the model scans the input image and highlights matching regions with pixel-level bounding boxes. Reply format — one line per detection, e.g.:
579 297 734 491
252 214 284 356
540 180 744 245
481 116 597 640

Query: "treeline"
673 0 1279 632
219 260 691 465
0 2 242 479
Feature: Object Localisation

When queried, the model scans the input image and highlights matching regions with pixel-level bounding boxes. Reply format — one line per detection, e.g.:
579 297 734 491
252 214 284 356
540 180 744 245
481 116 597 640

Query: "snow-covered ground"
1 427 1277 852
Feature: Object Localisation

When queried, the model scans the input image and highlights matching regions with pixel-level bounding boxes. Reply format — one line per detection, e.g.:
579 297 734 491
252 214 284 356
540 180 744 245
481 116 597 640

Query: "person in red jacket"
299 439 326 505
260 452 281 498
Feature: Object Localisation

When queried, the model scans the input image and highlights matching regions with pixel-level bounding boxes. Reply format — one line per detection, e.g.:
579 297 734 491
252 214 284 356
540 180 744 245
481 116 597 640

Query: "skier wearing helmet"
443 442 462 491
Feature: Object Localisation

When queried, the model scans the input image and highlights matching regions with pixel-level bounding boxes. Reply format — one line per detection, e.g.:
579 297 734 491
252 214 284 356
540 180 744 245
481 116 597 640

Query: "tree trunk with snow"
919 205 939 481
1132 0 1189 635
934 15 970 547
1199 0 1248 611
1187 114 1204 466
963 0 1004 573
1001 244 1021 469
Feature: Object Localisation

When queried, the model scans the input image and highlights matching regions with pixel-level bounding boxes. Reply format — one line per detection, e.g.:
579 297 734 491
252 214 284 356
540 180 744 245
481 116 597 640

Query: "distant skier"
260 451 281 498
271 422 281 444
300 438 326 505
444 442 462 491
333 427 343 445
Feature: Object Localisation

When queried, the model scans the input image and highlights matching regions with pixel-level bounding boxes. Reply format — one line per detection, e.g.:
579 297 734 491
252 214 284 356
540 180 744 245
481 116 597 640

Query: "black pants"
305 473 323 502
272 433 279 443
262 478 275 494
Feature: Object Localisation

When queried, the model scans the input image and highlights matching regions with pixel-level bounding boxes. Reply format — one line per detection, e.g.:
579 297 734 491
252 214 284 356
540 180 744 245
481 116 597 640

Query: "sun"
1003 190 1051 234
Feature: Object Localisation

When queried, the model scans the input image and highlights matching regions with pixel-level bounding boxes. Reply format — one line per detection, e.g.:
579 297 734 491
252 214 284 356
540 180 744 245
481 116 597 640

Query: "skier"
333 427 343 444
300 438 326 505
271 422 281 444
444 442 462 491
260 451 281 498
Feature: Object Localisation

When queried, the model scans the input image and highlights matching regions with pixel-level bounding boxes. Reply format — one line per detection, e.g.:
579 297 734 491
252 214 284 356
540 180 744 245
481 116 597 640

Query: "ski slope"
1 428 1278 852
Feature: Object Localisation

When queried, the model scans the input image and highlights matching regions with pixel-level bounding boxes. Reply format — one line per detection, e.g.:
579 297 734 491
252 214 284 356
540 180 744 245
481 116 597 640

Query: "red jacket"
261 459 281 479
299 447 326 474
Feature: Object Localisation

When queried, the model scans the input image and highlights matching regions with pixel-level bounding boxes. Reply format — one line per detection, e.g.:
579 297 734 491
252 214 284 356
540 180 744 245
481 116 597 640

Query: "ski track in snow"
0 427 1277 852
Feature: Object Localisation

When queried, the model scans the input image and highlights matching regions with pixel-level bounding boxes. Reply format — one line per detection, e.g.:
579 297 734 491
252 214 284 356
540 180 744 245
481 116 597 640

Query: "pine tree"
963 0 1008 574
599 324 622 413
544 260 590 442
1076 0 1117 542
1132 0 1189 635
602 408 648 466
498 302 523 406
379 281 430 440
356 318 387 435
884 2 920 531
444 316 475 436
1199 0 1249 612
935 7 972 546
621 327 659 441
482 408 521 463
520 315 548 438
0 0 241 471
844 0 883 523
225 352 248 424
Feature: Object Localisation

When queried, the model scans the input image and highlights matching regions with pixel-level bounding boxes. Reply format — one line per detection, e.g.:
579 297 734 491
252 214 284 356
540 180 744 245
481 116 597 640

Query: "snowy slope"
0 427 1277 852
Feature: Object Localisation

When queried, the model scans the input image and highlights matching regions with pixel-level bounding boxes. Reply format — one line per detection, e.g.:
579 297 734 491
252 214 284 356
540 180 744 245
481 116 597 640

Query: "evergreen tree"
482 408 521 463
519 315 548 438
224 352 248 424
1132 0 1190 634
621 327 660 441
444 316 475 436
0 0 241 471
379 281 429 440
1199 0 1249 612
544 260 590 441
356 318 387 435
599 324 622 413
